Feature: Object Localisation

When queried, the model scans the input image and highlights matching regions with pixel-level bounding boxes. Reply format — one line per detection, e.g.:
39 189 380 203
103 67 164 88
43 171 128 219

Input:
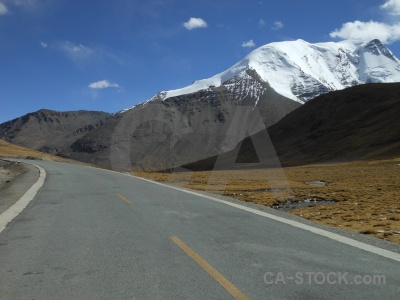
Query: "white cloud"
1 0 39 14
183 17 208 30
0 2 9 15
381 0 400 15
89 80 120 89
330 20 400 44
57 41 95 64
43 40 123 66
272 21 284 30
330 0 400 44
242 39 256 48
258 19 266 28
10 0 38 9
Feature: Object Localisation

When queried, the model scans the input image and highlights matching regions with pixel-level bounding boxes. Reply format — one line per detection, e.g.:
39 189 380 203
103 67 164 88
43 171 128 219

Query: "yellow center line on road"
170 236 249 300
116 193 132 204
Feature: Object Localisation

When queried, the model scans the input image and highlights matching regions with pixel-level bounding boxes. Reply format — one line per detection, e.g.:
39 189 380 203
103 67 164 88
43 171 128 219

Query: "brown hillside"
183 83 400 170
0 139 77 163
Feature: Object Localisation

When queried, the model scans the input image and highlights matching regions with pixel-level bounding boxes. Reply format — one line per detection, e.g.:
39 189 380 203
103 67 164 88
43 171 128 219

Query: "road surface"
0 160 399 299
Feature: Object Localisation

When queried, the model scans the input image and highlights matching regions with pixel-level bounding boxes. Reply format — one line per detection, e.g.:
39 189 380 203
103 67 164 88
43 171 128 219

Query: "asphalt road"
0 160 399 299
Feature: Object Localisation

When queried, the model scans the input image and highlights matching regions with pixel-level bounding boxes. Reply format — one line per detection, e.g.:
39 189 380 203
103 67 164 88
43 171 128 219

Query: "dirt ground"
0 160 27 191
135 158 400 244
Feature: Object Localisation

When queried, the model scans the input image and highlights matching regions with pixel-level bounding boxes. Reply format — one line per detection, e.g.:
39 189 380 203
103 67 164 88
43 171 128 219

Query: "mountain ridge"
181 83 400 171
0 110 113 155
1 38 400 171
121 38 400 114
63 70 301 170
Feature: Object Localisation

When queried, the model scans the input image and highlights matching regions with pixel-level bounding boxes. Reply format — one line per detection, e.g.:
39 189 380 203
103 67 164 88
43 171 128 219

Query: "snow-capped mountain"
4 38 399 171
123 38 400 111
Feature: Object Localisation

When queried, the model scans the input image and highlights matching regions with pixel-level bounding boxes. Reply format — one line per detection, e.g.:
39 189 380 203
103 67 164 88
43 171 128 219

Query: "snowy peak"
222 69 266 105
361 39 397 60
356 39 400 84
122 39 400 112
233 38 400 102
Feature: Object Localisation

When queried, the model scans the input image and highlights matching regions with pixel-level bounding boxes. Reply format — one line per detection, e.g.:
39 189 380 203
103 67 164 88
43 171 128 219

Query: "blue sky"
1 0 400 123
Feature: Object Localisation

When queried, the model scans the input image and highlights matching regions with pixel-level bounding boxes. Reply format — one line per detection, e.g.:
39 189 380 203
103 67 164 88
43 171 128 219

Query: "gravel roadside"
0 160 27 190
0 159 38 215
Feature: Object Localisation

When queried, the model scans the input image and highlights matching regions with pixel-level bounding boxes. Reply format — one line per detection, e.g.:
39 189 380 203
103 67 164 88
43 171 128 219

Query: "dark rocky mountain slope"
62 69 301 170
0 110 113 155
182 83 400 170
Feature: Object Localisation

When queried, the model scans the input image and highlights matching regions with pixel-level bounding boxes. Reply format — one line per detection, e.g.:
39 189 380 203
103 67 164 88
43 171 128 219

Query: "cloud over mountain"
330 21 400 44
381 0 400 15
330 0 400 43
242 40 255 48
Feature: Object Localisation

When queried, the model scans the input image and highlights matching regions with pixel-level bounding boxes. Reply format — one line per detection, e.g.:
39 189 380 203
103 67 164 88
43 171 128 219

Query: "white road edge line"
131 174 400 263
18 161 399 263
0 163 46 234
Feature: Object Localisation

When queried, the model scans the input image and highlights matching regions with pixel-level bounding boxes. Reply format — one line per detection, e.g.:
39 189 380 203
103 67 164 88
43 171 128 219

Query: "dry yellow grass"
135 158 400 244
0 139 83 164
2 139 399 243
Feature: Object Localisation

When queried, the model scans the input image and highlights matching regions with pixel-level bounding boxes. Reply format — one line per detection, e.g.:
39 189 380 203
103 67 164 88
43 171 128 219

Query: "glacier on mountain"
122 38 400 112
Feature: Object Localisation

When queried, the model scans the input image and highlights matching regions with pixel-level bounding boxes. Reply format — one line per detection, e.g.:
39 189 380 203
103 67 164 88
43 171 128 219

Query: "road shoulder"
0 159 44 233
0 160 40 215
133 174 400 257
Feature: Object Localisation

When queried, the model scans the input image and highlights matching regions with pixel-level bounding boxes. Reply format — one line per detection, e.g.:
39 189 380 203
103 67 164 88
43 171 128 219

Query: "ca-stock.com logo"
263 271 386 285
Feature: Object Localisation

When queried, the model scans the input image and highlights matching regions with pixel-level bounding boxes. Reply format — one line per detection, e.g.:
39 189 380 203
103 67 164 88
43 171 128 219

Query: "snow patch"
121 38 400 113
